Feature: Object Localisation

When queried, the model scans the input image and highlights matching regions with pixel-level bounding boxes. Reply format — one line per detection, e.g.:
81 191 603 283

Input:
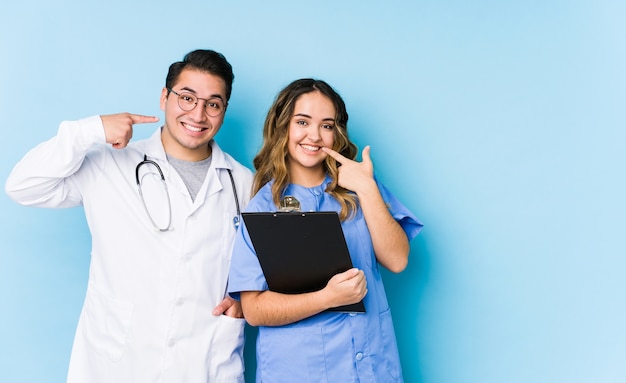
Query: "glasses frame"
167 87 227 117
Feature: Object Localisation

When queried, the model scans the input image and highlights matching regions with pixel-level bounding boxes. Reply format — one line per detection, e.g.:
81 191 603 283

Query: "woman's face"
286 91 336 186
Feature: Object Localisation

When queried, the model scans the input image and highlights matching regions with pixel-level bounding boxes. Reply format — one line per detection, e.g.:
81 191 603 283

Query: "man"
5 49 253 382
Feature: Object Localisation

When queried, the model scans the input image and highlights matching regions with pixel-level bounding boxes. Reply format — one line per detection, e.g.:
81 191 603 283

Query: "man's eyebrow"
179 86 197 94
179 86 224 100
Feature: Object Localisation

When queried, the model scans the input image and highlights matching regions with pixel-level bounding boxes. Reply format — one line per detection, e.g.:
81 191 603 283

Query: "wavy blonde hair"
252 79 358 220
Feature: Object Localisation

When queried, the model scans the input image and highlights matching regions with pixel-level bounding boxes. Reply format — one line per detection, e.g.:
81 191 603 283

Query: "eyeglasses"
167 88 226 117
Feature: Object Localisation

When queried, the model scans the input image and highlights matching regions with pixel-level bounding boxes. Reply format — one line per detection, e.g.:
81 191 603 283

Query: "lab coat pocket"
208 315 246 380
82 282 134 362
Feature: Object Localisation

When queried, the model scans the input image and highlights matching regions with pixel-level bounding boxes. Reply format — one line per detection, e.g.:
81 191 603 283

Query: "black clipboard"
242 211 365 313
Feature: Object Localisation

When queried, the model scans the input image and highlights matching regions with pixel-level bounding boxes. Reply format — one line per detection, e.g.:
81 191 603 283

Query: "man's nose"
190 100 208 120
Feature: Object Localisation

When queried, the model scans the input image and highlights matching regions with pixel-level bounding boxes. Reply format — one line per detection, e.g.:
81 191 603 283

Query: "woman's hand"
322 145 375 194
322 268 368 308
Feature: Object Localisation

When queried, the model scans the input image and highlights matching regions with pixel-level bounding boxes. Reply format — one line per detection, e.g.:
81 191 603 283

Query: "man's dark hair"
165 49 235 101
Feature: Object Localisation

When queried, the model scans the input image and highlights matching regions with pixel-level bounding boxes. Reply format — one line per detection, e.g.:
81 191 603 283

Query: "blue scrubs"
228 175 423 383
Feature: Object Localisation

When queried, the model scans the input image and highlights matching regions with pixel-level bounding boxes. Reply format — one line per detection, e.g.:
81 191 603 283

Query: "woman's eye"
296 120 307 126
322 124 334 130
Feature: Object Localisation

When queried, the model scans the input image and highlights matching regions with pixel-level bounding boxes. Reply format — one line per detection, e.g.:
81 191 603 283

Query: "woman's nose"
307 127 321 141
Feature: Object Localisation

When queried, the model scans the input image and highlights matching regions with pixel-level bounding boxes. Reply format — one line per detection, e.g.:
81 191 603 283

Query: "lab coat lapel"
195 140 230 208
134 132 231 213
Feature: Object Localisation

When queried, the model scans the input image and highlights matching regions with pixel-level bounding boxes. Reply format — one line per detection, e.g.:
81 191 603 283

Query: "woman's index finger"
322 146 346 162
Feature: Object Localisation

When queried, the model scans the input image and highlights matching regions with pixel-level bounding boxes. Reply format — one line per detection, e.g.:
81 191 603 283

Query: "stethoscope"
135 154 241 232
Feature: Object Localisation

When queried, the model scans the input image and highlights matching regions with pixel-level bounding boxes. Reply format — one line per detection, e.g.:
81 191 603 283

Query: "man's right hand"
101 113 159 149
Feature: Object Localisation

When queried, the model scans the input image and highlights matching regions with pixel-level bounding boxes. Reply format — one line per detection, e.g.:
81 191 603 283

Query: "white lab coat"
5 116 253 383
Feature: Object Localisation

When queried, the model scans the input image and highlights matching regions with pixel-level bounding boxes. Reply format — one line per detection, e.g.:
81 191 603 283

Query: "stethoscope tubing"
135 154 241 232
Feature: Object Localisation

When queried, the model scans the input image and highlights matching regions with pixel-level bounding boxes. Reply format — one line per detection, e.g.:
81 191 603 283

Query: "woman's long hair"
252 79 358 220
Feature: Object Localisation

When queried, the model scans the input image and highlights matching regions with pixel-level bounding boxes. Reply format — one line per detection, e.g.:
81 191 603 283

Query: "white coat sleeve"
5 115 106 208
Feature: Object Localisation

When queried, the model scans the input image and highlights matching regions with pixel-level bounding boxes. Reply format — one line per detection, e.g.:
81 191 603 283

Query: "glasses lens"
177 92 197 111
204 98 225 117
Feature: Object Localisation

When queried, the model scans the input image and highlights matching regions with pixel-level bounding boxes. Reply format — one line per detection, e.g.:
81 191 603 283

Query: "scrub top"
228 175 423 383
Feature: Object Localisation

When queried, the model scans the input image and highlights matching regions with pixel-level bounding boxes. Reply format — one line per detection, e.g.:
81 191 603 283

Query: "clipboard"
242 211 365 313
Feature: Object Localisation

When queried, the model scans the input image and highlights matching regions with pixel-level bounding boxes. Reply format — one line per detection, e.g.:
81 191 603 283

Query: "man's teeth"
185 123 203 132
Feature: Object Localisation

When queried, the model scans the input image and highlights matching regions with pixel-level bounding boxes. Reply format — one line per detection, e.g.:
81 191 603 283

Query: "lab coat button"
356 352 363 361
168 339 176 347
176 298 184 306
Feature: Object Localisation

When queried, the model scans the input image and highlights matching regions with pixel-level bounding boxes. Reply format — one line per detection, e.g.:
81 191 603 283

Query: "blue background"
1 1 625 382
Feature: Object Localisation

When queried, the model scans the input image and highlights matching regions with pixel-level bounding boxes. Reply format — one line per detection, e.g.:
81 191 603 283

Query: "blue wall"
1 1 625 382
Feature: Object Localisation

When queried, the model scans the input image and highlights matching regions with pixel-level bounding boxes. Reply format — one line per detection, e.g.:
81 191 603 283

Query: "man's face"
160 68 227 161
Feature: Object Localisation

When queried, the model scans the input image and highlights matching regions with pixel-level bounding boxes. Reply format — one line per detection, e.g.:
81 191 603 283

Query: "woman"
228 78 423 382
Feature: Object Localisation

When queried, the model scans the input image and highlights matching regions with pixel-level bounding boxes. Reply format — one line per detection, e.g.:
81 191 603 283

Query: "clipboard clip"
278 195 301 212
